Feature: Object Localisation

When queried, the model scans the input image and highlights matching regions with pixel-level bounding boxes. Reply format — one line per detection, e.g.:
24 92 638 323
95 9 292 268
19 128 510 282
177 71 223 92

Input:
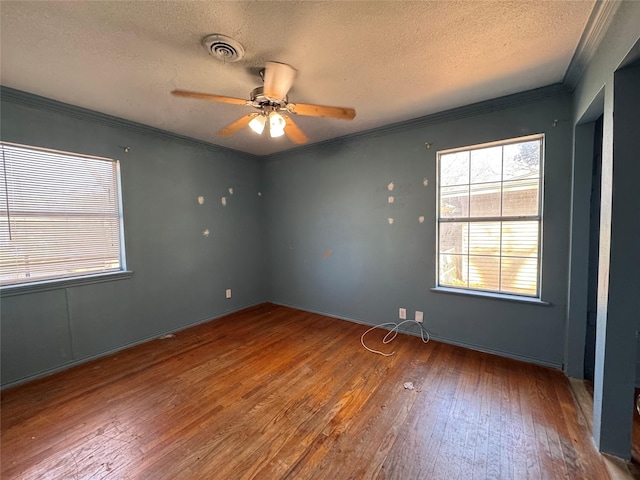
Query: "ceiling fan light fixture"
249 114 266 134
270 127 285 138
269 112 286 138
172 61 355 145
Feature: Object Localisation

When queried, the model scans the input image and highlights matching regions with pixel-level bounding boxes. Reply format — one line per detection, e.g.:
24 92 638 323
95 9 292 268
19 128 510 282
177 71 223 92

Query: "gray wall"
565 120 597 379
589 61 639 458
564 0 640 457
1 2 636 458
573 1 640 124
597 60 640 458
1 89 268 387
263 88 573 367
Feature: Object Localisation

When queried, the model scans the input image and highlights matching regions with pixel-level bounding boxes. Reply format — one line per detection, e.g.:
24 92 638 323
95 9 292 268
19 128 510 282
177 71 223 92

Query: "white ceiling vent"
202 34 245 63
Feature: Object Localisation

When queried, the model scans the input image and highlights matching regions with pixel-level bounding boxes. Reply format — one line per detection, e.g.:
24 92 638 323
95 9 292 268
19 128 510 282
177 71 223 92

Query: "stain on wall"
0 91 267 387
263 90 573 367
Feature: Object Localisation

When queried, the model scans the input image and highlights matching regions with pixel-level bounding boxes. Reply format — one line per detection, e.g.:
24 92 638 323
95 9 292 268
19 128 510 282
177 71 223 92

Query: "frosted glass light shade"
269 112 286 138
249 115 266 134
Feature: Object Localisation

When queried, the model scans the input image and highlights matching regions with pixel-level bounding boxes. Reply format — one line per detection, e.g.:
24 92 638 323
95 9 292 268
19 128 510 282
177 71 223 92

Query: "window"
436 135 543 297
1 142 126 287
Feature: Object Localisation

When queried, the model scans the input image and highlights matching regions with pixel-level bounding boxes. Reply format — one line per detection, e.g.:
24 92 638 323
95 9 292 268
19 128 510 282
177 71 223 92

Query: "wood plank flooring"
1 303 611 479
568 379 639 479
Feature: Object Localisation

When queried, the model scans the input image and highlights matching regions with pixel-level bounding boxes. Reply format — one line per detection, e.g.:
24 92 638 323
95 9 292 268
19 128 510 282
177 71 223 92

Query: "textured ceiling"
0 1 595 155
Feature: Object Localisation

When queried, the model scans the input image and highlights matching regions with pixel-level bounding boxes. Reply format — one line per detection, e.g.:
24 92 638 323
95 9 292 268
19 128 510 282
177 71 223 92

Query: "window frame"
0 141 129 293
435 134 545 299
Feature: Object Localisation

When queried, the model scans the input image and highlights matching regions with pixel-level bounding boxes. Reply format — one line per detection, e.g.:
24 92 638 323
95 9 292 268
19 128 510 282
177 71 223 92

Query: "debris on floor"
403 382 414 390
159 334 176 339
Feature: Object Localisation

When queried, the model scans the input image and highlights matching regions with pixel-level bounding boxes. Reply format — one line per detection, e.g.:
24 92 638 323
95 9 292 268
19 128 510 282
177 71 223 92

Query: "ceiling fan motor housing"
250 86 288 109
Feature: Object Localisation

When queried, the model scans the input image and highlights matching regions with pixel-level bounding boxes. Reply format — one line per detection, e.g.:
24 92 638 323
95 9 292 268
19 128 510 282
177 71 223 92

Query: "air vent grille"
202 34 245 63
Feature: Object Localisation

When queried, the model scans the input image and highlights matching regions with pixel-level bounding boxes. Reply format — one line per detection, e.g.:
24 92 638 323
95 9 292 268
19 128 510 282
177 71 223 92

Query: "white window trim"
0 141 130 292
435 134 545 299
0 270 134 297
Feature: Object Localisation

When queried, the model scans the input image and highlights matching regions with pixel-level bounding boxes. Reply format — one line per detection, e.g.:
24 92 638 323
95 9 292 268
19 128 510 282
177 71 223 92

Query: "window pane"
440 151 469 186
501 221 538 257
502 179 539 216
468 222 500 255
0 142 124 286
469 182 501 217
436 135 542 298
470 146 502 183
468 255 500 291
501 257 538 295
440 185 468 218
439 254 467 288
503 141 539 180
439 222 467 254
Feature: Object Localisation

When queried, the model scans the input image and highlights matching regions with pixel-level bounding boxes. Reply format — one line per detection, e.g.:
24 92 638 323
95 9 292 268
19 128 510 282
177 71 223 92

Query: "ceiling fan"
171 62 356 144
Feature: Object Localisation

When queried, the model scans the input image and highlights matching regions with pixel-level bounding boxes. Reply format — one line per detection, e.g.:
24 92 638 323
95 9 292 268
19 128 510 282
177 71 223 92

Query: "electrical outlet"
415 311 424 323
399 308 406 320
225 289 231 299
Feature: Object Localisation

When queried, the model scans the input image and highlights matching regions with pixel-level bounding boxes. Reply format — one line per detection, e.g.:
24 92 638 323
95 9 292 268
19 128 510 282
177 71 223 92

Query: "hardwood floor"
1 303 610 479
569 379 639 479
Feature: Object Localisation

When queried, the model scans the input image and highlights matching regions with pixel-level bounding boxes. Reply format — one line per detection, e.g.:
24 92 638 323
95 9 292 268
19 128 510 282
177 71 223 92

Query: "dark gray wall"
591 62 640 459
572 2 640 124
1 89 268 387
565 121 596 379
565 0 640 457
263 88 573 367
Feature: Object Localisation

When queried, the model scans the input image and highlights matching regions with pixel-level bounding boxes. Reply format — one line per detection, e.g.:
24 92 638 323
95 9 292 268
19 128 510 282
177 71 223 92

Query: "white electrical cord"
361 319 430 356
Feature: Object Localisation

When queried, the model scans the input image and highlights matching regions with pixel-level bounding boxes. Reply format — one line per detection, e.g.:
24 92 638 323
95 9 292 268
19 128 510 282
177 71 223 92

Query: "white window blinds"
437 135 543 297
0 142 125 287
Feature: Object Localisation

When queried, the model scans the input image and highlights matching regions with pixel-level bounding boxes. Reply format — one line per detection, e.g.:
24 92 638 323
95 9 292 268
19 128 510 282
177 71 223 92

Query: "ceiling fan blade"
290 102 356 120
171 89 248 106
283 116 308 144
263 62 297 100
218 114 256 137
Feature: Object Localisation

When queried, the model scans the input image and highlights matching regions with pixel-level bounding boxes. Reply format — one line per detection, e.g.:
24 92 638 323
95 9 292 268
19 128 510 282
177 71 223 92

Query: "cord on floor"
361 319 430 356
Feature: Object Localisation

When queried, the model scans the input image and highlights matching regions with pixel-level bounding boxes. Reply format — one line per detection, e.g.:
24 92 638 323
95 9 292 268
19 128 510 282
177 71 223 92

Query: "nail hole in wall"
197 196 205 205
388 218 394 225
221 197 227 206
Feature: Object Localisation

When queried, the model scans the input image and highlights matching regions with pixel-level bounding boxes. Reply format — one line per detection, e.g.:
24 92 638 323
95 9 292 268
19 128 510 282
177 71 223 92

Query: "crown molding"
267 83 571 159
2 83 569 160
564 0 622 89
0 86 259 159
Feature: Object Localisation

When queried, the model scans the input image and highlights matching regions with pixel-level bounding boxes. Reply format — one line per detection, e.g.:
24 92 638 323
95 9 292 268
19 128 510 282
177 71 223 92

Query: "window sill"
0 271 134 297
430 287 550 306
